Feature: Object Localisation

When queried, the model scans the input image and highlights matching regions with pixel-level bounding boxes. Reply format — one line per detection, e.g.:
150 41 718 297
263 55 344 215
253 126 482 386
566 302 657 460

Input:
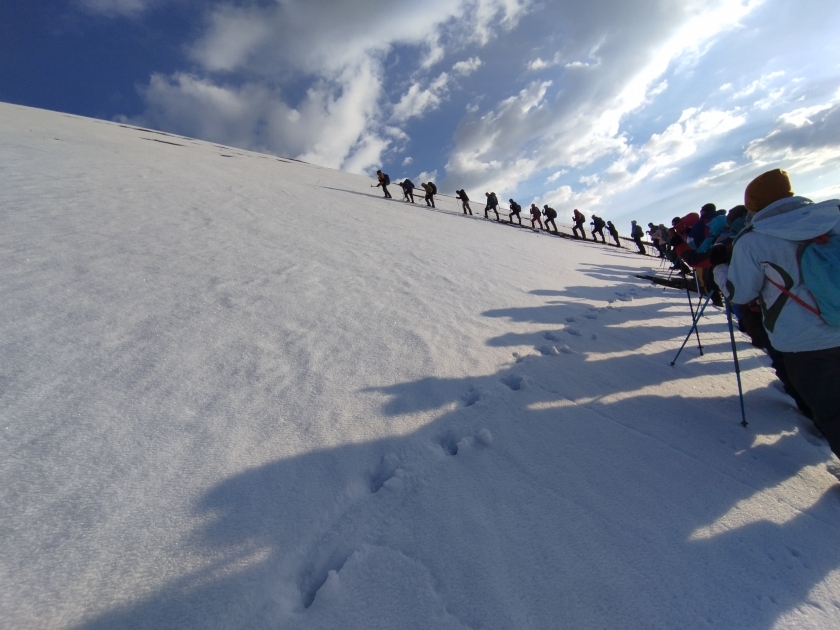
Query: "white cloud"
545 169 567 183
126 0 529 171
733 70 785 99
130 0 530 172
745 90 840 172
442 0 763 200
452 57 483 76
392 73 450 122
402 156 413 166
131 67 387 174
710 160 737 173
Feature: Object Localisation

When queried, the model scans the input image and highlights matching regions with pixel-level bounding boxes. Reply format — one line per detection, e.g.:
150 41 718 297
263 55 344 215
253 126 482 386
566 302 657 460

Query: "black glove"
708 243 729 267
669 233 684 248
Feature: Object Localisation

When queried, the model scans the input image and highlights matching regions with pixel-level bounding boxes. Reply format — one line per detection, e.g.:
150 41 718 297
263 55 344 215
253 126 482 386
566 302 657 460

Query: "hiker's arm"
721 238 764 305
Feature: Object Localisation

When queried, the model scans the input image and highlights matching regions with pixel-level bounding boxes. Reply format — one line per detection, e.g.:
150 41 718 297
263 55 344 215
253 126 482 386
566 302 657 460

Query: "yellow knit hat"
744 169 794 213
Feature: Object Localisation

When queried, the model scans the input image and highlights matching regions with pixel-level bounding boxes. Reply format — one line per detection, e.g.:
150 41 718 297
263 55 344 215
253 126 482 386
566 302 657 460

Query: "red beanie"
744 169 794 213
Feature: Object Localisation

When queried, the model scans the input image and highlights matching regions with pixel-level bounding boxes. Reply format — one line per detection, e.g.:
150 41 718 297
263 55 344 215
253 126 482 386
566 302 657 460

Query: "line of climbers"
374 170 626 249
377 167 840 464
661 168 840 462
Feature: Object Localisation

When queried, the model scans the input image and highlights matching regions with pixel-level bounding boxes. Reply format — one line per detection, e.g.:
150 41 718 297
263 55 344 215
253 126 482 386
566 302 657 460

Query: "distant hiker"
375 170 392 198
630 220 646 254
543 205 558 233
400 179 415 203
572 209 587 239
606 221 620 246
509 199 522 225
456 189 472 215
529 203 543 229
421 182 437 207
484 192 500 221
714 168 840 460
648 222 665 257
656 224 670 255
591 215 607 243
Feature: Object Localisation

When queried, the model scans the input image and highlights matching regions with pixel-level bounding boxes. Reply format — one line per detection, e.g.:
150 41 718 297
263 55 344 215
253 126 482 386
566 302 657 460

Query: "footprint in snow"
500 373 523 391
461 387 480 407
370 452 401 493
438 429 493 456
565 327 582 337
537 345 560 356
565 316 577 322
543 331 563 342
584 313 598 320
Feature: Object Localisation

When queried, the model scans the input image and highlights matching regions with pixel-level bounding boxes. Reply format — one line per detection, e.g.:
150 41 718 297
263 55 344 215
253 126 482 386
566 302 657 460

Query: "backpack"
632 224 644 238
429 182 437 195
798 234 840 326
383 173 390 186
404 179 414 189
573 210 584 222
545 207 556 219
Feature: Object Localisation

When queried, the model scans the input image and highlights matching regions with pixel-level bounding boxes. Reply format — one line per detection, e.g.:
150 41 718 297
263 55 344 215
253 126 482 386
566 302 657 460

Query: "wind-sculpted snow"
2 103 840 630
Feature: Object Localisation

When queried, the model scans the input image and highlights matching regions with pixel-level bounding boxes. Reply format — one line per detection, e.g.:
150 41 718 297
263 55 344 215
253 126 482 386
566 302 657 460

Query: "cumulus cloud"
745 91 840 171
128 0 529 172
130 67 386 172
392 73 450 122
442 0 763 197
452 57 483 76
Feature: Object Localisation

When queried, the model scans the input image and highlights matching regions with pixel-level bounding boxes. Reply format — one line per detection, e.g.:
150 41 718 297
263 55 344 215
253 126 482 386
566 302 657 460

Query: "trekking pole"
725 299 748 427
670 292 713 366
681 271 704 356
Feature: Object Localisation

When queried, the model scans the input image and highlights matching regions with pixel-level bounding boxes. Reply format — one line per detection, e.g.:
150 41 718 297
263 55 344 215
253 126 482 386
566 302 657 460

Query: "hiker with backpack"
591 216 607 243
572 209 587 239
508 199 522 225
529 204 543 230
375 170 392 199
456 189 472 215
400 179 416 203
421 182 437 207
606 221 621 247
713 168 840 460
630 220 646 254
543 205 558 233
484 192 500 221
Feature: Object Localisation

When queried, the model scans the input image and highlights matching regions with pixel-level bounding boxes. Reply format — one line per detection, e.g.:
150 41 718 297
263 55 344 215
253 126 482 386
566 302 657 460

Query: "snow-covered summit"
2 103 839 629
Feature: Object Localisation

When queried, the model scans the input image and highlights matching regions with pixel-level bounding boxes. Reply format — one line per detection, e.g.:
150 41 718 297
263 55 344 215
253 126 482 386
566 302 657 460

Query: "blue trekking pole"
724 299 748 427
670 292 713 366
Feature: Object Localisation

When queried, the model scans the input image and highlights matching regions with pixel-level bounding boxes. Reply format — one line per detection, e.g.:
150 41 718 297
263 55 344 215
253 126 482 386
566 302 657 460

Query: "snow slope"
1 102 839 630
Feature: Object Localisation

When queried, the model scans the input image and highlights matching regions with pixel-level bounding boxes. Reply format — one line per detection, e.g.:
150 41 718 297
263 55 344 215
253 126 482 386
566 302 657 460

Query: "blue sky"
3 0 839 228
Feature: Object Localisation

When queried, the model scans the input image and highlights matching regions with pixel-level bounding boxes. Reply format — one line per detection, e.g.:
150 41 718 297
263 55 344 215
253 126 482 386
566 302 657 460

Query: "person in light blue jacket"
715 168 840 460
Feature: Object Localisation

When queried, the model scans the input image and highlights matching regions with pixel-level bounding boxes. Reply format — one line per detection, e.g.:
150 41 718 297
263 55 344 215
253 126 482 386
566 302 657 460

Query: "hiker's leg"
784 347 840 459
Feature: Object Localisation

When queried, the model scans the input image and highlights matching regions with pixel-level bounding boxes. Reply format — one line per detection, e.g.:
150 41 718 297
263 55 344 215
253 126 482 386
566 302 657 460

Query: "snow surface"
2 102 840 630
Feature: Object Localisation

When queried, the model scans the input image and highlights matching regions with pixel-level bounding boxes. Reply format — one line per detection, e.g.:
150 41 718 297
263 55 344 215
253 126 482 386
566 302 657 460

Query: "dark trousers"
593 228 605 243
509 211 521 225
633 237 646 254
425 195 435 207
461 202 472 215
784 346 840 460
545 218 557 232
485 205 499 220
